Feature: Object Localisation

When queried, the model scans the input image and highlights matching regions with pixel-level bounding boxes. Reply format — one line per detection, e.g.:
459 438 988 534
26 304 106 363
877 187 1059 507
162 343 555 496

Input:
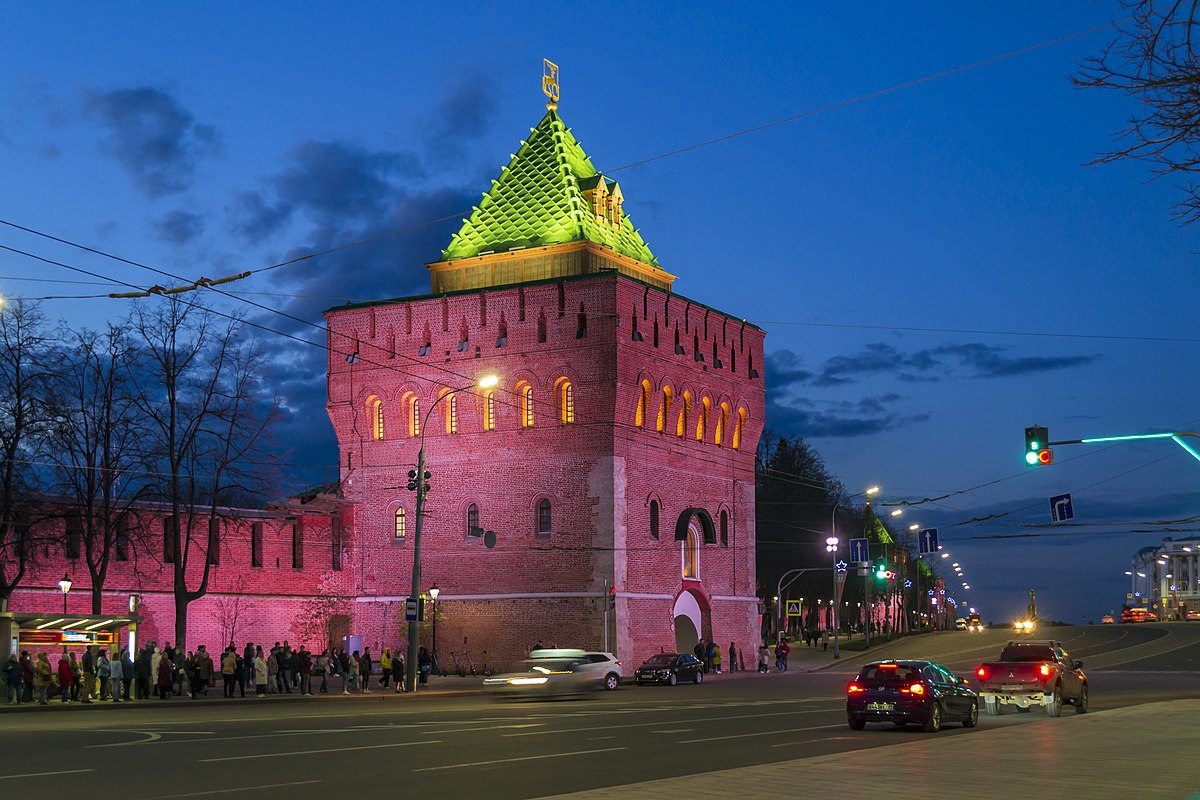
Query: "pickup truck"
974 640 1088 717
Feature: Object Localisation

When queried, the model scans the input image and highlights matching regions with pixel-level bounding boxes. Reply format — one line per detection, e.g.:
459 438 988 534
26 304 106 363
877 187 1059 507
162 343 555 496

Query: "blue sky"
3 1 1197 624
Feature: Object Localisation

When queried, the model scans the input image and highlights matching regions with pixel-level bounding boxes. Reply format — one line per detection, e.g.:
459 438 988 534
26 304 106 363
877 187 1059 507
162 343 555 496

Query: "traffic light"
1024 425 1052 466
609 586 616 610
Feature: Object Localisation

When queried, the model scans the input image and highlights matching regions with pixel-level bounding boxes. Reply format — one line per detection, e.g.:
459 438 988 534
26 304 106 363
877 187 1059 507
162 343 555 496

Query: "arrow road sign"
918 528 939 555
1049 493 1075 523
786 600 802 617
849 538 870 563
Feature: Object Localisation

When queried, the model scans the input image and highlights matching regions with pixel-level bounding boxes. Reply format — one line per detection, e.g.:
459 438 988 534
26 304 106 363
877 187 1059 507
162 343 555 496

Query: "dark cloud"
85 86 219 197
421 73 499 162
765 386 929 439
764 349 813 390
153 209 205 245
795 342 1101 387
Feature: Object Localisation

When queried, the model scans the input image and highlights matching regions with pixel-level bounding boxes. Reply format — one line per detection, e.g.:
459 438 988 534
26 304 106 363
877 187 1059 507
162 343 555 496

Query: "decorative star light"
904 580 913 588
835 560 848 573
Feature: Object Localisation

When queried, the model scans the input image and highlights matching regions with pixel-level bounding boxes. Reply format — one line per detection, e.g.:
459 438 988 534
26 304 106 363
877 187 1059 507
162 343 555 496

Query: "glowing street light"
58 573 72 613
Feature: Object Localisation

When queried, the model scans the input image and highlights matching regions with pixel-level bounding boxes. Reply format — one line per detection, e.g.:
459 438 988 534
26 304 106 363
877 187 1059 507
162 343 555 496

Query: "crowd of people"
4 640 437 706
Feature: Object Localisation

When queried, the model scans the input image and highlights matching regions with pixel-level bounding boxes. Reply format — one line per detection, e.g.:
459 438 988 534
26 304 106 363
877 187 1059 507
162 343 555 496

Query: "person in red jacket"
157 654 174 700
57 654 74 703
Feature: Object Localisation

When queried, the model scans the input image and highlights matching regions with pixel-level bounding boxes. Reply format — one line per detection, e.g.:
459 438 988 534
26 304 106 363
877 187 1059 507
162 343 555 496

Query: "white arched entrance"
673 590 703 653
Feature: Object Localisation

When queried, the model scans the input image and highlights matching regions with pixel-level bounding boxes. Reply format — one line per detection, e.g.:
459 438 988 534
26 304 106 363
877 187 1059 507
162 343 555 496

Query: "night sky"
3 2 1196 625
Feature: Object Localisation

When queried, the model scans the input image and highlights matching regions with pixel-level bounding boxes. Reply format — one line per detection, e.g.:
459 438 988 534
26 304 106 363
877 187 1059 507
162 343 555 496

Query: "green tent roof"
441 109 660 266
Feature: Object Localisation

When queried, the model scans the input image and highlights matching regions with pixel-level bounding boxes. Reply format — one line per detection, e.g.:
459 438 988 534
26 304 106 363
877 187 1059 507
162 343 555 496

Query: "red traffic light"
1037 448 1053 465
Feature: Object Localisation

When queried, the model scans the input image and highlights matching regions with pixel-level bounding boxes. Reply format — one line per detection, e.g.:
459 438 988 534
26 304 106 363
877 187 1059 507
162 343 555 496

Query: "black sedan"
846 660 978 732
634 652 704 686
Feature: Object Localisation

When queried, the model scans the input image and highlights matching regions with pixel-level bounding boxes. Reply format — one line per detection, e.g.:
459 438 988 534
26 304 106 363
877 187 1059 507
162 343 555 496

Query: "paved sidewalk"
532 699 1200 800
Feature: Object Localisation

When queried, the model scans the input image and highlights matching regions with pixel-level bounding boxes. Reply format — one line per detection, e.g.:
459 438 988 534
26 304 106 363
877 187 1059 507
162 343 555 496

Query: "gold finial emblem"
542 58 560 110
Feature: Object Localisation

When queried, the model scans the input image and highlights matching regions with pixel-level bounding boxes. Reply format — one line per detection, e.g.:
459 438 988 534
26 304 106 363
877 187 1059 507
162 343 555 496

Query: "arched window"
720 509 729 547
483 390 496 431
394 508 406 540
556 379 575 424
650 499 660 539
657 386 672 433
517 383 535 428
537 499 552 535
683 525 699 579
696 396 711 441
367 395 384 440
636 379 651 428
677 390 692 438
733 407 746 450
401 392 420 437
446 394 458 434
466 503 480 537
715 402 730 446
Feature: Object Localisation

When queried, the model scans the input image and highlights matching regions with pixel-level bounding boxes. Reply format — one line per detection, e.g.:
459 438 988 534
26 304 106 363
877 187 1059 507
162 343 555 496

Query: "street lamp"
404 374 498 694
826 536 841 659
428 583 440 672
58 574 72 614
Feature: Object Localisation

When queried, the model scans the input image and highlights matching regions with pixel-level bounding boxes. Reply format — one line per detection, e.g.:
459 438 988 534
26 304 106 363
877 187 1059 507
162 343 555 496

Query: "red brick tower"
325 103 765 671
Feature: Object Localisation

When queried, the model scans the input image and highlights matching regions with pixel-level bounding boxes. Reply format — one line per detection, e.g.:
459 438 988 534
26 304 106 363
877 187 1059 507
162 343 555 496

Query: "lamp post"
826 536 841 659
58 574 72 614
428 583 439 670
404 375 497 694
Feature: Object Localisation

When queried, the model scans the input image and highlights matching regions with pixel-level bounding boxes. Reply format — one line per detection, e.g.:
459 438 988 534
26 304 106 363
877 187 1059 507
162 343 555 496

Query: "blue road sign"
405 597 420 622
1049 493 1075 523
849 537 870 563
918 528 939 555
785 600 802 617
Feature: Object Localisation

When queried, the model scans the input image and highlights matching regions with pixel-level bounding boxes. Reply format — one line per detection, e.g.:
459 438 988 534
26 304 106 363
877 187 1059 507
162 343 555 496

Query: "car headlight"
509 677 548 685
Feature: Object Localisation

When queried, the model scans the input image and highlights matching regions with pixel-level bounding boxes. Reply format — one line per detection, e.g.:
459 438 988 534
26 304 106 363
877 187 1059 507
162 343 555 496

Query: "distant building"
1128 537 1199 619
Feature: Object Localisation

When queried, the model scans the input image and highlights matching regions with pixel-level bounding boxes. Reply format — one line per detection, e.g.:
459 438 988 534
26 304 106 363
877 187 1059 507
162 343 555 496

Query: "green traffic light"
1025 451 1039 465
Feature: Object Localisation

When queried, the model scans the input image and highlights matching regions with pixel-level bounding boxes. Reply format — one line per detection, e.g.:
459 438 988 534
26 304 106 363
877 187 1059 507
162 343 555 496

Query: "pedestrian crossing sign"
786 600 802 617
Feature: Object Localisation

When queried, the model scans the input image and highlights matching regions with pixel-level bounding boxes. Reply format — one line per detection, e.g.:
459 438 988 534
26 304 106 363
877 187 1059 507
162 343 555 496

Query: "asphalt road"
3 623 1197 799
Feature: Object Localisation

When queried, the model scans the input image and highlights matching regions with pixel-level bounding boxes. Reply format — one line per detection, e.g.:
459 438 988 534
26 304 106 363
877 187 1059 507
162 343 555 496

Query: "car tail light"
1039 663 1052 678
976 666 989 680
847 682 865 694
879 663 898 669
901 682 925 695
616 661 622 667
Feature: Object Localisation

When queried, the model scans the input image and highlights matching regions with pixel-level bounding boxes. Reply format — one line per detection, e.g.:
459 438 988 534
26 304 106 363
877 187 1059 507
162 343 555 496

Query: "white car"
529 649 622 690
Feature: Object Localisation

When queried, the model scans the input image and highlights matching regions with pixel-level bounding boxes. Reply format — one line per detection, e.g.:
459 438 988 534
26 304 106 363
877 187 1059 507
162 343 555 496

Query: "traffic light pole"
405 445 427 695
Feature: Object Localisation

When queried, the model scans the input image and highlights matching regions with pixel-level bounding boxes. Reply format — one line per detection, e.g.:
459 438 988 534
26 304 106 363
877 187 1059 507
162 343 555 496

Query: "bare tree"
291 594 351 652
1076 2 1200 223
46 324 149 613
0 300 59 612
212 577 248 648
129 298 280 650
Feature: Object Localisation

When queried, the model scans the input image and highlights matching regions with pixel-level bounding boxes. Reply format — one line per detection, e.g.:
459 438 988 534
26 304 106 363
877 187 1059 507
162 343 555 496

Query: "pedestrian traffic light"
875 562 888 580
1024 425 1052 466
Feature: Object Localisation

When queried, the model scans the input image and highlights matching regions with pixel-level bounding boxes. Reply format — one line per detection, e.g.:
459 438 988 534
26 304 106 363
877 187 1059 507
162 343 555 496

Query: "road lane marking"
0 769 96 781
682 724 844 743
199 739 442 762
165 780 321 797
413 746 627 772
90 721 542 748
773 735 858 746
501 706 838 737
652 729 695 734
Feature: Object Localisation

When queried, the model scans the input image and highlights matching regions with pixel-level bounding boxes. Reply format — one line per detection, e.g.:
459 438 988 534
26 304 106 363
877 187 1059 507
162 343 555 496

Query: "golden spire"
542 58 560 110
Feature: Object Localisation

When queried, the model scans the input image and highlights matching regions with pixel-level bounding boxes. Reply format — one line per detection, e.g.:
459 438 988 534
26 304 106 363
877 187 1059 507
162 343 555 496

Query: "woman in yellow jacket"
379 648 392 689
35 652 52 705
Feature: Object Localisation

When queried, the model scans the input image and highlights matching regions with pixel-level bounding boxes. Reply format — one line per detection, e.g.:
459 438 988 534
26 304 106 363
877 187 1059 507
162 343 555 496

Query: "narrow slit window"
395 508 407 540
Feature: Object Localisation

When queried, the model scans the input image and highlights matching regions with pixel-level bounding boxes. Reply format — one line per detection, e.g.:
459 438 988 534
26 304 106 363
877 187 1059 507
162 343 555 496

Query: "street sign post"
849 538 870 563
785 600 802 617
918 528 939 555
1049 493 1075 523
405 597 421 622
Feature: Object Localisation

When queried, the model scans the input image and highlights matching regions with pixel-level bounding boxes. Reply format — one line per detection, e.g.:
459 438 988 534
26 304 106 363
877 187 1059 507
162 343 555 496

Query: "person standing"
727 642 738 673
243 642 256 696
317 650 331 693
417 646 431 686
4 653 22 705
20 650 34 703
712 642 722 674
254 646 267 697
36 652 52 704
398 647 412 690
68 652 82 701
298 647 313 696
96 649 110 700
221 648 237 697
58 653 75 703
80 646 95 703
266 648 279 694
379 647 392 689
122 647 134 700
778 639 791 672
757 643 770 674
277 644 291 694
359 647 373 693
157 652 174 699
110 648 124 703
821 628 829 652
